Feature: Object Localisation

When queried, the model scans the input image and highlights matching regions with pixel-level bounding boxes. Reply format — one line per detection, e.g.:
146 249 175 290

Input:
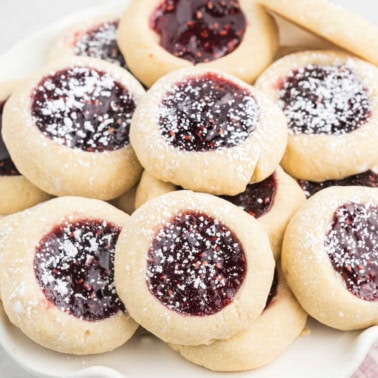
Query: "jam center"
34 219 125 321
151 0 246 64
0 100 20 176
325 202 378 301
147 211 246 316
221 173 276 218
31 66 136 152
299 170 378 198
159 73 258 152
265 269 278 310
279 64 371 135
74 20 127 69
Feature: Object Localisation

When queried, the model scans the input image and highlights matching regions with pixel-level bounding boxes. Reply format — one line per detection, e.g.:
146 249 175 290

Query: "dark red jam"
74 21 127 69
221 173 276 218
34 219 125 321
31 66 136 152
278 64 371 135
147 211 246 316
151 0 246 64
265 269 278 310
0 101 20 176
159 73 258 152
325 203 378 301
299 170 378 198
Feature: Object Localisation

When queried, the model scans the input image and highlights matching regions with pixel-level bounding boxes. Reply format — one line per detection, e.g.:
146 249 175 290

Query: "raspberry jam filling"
31 66 136 152
325 203 378 301
34 219 125 321
221 173 276 218
74 20 127 69
278 64 371 135
0 100 19 176
299 170 378 198
151 0 246 64
265 269 278 310
159 73 258 152
147 211 246 316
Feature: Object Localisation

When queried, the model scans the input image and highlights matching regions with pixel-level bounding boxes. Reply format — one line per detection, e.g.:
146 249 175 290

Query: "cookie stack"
1 0 378 373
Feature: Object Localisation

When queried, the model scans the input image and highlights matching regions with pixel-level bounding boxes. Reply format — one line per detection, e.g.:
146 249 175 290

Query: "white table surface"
0 0 378 377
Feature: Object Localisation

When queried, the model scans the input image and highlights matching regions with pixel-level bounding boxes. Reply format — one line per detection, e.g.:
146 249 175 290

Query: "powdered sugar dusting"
34 219 125 321
31 66 136 152
278 63 371 135
158 72 258 152
146 210 246 316
325 202 378 301
74 20 126 68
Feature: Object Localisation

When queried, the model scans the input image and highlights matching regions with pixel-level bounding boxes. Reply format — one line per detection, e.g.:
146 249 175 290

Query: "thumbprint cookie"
170 267 307 371
259 0 378 66
282 186 378 330
115 190 274 345
2 57 145 200
0 81 50 214
256 51 378 181
0 197 138 354
117 0 278 87
130 67 287 196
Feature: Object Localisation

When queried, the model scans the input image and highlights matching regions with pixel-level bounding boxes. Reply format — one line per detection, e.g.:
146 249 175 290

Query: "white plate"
1 1 378 377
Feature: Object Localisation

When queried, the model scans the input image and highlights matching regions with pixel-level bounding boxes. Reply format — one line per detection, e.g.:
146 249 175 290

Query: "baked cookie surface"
118 0 278 87
282 186 378 330
256 50 378 181
131 67 287 195
3 57 145 200
0 197 138 354
115 190 274 345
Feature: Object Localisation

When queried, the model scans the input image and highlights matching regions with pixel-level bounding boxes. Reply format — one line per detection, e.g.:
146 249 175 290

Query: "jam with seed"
159 73 258 152
151 0 246 64
299 170 378 198
74 21 127 69
325 202 378 301
147 211 246 316
222 173 276 218
279 64 371 135
31 66 136 152
34 219 125 321
0 101 19 176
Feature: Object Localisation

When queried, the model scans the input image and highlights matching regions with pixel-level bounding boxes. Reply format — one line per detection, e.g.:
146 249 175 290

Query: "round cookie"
0 81 50 214
49 13 127 69
115 190 275 345
135 168 305 259
117 0 278 87
130 67 288 195
170 266 307 371
256 50 378 181
0 196 138 355
111 185 138 214
3 57 145 200
282 186 378 330
258 0 378 66
298 169 378 198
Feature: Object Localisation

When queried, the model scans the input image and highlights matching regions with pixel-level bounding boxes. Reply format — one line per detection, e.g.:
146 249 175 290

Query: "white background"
0 0 377 377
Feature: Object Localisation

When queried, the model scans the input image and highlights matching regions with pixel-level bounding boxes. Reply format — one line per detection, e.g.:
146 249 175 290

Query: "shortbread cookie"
256 50 378 181
0 81 50 214
49 13 126 68
3 57 145 200
115 190 274 345
131 67 287 195
258 0 378 66
282 186 378 330
299 170 378 198
134 171 176 209
0 197 138 354
118 0 278 87
135 168 304 259
111 185 138 214
171 267 307 371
